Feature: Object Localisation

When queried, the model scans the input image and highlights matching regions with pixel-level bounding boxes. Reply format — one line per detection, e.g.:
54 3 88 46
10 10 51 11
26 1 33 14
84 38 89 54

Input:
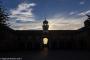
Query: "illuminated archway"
43 38 48 45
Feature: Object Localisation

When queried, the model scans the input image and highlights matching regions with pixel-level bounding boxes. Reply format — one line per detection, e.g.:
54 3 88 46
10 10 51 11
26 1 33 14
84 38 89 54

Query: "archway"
43 37 48 47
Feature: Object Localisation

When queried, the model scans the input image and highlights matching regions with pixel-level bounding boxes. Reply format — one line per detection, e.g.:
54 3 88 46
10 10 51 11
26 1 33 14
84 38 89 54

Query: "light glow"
43 38 48 45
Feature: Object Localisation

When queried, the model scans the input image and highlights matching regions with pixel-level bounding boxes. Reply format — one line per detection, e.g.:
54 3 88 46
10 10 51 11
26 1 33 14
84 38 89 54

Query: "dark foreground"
0 48 90 60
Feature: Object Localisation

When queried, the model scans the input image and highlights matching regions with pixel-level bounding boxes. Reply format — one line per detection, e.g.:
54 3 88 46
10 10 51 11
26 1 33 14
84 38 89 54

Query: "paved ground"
0 48 90 60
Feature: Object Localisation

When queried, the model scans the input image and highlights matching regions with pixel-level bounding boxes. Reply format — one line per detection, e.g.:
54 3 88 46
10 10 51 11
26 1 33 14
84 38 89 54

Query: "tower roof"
43 18 48 24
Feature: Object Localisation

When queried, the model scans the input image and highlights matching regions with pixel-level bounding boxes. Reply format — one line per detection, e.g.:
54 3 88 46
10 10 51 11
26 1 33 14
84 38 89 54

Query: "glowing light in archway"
43 38 48 45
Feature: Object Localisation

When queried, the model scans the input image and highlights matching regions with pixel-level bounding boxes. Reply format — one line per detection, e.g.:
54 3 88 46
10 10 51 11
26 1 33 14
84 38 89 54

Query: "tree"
0 4 9 27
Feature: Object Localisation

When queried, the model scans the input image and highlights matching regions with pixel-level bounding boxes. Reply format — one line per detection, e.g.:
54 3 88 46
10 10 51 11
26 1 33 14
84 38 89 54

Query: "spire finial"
44 16 46 21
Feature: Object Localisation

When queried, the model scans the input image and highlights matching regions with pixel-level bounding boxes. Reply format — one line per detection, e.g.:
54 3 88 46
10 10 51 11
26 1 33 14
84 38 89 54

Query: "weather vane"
44 16 46 21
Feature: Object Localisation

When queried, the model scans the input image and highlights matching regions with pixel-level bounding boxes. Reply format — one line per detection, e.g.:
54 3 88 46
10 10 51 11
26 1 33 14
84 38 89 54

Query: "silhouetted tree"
0 4 9 27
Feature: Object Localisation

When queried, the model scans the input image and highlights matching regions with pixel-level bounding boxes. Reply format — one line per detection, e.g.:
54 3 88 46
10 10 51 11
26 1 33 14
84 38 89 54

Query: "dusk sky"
1 0 90 30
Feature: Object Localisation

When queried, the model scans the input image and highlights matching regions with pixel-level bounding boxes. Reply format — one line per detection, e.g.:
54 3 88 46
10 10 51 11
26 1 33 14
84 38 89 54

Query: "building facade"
0 15 90 50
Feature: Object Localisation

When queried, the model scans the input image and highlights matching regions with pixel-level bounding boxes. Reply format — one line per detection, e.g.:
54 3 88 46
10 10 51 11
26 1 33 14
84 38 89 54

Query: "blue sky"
1 0 90 30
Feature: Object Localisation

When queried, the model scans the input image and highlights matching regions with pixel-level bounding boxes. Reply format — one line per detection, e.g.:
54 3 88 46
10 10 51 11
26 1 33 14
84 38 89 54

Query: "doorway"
43 37 48 47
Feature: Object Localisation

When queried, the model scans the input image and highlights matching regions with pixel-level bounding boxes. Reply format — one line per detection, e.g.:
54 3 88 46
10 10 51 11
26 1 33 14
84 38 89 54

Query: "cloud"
10 14 86 30
9 2 36 21
10 20 42 30
47 15 85 30
69 11 77 15
9 2 40 30
78 10 90 16
9 2 86 30
69 12 75 15
80 1 85 5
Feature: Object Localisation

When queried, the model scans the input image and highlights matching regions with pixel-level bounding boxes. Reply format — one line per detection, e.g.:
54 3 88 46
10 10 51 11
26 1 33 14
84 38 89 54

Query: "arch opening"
43 38 48 45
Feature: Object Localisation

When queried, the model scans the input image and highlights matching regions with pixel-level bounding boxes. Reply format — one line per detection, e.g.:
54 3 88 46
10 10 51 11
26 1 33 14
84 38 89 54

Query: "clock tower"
42 18 49 47
42 18 49 34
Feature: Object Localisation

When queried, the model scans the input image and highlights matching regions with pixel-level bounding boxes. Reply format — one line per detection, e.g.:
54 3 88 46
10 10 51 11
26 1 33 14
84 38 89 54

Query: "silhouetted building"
0 15 90 50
